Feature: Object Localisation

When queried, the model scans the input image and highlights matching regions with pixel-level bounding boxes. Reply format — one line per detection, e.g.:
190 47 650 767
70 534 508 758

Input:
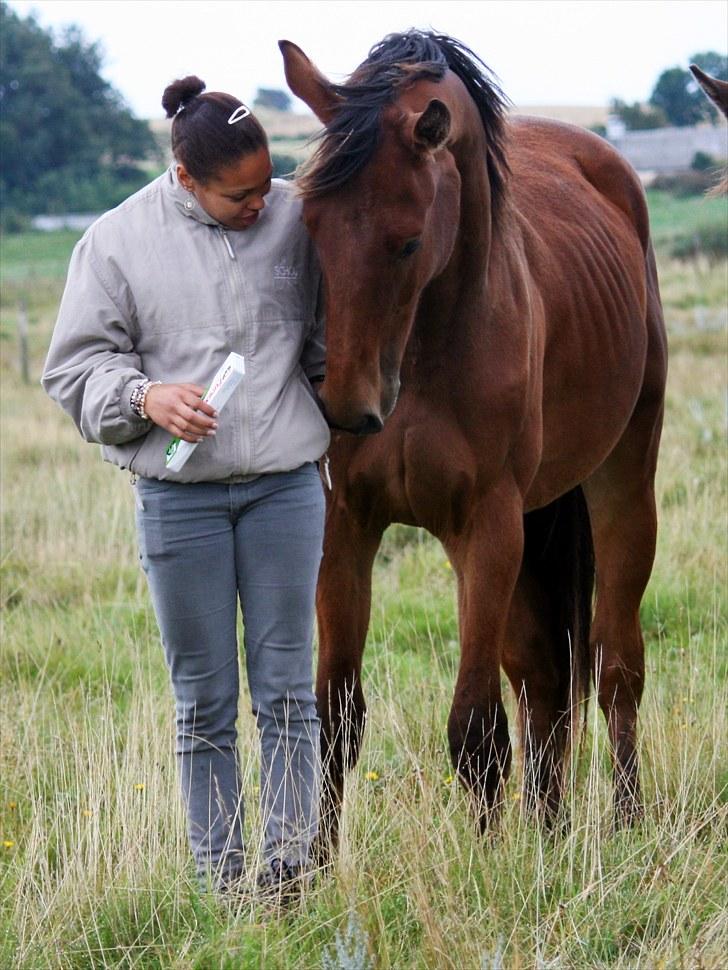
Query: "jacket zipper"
128 438 147 485
218 227 252 472
220 229 235 260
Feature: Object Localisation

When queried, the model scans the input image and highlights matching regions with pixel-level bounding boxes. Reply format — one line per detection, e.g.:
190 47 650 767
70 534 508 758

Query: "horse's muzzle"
352 412 384 435
318 375 398 435
324 407 384 435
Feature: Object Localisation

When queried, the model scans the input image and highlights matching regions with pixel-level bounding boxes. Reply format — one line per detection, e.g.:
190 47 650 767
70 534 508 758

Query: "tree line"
610 51 727 130
0 2 159 228
0 2 725 229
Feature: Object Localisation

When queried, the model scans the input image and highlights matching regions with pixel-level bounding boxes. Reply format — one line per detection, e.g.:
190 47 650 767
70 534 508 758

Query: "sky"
9 0 728 118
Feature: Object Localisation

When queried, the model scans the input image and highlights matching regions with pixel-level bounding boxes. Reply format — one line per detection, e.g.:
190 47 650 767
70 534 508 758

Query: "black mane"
298 30 510 215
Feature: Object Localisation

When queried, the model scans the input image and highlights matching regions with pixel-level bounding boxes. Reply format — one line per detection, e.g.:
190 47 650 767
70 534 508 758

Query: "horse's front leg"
314 499 383 866
444 484 524 830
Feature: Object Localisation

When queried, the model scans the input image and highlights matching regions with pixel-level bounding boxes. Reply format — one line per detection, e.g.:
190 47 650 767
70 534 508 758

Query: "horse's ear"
690 64 728 118
406 99 451 153
279 40 340 124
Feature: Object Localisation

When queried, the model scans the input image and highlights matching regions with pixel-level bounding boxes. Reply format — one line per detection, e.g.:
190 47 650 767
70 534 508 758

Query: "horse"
690 63 728 120
279 30 667 859
690 64 728 195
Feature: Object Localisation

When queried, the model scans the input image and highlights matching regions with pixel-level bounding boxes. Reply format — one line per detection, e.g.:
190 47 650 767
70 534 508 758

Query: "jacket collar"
165 165 223 228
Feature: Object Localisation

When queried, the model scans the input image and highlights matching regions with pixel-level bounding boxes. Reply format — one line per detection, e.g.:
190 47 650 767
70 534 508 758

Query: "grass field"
1 190 727 969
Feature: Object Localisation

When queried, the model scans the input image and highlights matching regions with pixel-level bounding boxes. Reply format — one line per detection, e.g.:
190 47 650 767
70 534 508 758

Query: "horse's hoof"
311 834 336 872
613 796 644 830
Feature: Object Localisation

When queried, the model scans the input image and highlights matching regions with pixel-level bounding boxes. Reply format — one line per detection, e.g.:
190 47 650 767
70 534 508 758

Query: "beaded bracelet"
130 379 161 420
129 380 146 417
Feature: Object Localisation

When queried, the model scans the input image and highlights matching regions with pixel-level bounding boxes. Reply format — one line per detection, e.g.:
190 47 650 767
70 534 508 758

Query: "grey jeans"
135 463 324 887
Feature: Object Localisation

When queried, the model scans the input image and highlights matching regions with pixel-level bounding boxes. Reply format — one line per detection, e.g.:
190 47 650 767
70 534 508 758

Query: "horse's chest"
341 413 478 537
401 424 478 536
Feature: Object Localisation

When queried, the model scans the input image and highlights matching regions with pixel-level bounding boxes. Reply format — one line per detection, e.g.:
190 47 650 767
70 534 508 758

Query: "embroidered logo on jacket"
274 263 300 281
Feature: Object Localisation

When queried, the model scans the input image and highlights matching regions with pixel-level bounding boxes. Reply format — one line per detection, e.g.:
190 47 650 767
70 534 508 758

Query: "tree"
253 87 292 112
690 51 728 83
650 51 728 127
609 98 666 131
0 2 158 220
650 67 704 126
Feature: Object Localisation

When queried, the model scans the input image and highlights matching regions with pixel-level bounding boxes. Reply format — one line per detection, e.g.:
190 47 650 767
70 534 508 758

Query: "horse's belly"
516 190 651 507
525 310 648 509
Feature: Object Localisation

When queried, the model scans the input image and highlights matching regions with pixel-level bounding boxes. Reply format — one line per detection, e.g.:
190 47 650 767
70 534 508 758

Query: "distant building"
31 213 99 232
605 116 627 140
606 123 728 175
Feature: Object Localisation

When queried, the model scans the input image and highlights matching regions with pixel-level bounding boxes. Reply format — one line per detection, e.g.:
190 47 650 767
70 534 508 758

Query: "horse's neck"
415 134 496 352
452 139 495 275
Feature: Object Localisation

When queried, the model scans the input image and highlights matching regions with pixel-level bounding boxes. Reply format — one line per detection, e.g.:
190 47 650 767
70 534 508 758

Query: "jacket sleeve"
41 234 151 445
300 274 326 384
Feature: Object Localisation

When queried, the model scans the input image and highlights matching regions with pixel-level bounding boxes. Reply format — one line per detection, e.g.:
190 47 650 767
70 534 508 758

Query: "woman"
42 77 329 897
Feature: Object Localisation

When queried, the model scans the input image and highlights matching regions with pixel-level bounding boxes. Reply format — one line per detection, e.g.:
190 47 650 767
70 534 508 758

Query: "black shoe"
256 858 311 906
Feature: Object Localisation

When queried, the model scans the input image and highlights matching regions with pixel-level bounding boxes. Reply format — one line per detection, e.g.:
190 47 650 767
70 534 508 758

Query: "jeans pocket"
133 484 145 512
135 508 148 572
135 497 165 567
137 476 177 497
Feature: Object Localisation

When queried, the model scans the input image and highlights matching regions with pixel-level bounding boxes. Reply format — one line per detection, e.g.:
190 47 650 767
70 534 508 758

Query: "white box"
164 352 245 472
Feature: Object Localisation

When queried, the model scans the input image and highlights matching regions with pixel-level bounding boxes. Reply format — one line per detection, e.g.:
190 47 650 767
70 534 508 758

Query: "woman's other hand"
144 383 218 442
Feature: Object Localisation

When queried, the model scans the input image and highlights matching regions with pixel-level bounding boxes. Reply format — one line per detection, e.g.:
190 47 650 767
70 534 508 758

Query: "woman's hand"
144 383 218 442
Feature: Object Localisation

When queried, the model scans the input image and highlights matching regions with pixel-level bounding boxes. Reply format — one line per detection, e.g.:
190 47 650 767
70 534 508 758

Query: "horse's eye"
398 238 422 260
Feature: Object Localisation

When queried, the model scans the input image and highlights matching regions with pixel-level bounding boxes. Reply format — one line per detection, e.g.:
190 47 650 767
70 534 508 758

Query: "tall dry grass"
1 234 726 967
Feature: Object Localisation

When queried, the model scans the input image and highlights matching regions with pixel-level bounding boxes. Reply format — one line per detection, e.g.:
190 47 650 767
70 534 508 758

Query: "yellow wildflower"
83 810 93 817
134 783 145 791
443 775 454 785
365 771 379 782
8 802 17 811
3 841 14 849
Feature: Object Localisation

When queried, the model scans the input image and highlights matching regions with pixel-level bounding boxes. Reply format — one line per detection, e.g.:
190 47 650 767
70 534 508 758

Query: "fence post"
18 299 30 384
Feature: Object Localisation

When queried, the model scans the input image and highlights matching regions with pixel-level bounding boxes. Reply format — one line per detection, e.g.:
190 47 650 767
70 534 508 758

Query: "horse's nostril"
356 413 384 435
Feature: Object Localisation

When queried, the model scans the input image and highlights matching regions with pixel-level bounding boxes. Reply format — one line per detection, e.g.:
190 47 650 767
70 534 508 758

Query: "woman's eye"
398 238 421 259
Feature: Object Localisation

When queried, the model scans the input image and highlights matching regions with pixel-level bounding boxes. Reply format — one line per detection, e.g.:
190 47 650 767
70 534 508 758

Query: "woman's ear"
176 163 195 193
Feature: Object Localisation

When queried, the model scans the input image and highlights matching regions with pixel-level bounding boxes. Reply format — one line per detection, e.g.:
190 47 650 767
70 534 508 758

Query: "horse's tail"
522 486 594 739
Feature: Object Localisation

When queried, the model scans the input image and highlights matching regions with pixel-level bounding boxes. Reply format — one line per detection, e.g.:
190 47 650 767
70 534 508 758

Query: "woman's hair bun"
162 76 206 118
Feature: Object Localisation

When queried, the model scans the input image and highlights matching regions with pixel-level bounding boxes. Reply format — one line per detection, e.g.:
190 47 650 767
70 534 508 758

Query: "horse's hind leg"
584 396 665 824
504 577 570 821
503 492 594 824
314 503 383 865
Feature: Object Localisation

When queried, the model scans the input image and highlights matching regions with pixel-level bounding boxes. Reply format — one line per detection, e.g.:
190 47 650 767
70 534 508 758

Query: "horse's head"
280 33 507 434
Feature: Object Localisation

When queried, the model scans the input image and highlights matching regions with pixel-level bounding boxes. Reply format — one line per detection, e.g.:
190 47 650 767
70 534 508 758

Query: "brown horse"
690 64 728 195
690 63 728 119
280 31 667 857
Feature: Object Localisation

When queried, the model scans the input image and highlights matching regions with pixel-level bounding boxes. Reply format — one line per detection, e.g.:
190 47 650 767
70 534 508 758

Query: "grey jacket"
42 168 330 482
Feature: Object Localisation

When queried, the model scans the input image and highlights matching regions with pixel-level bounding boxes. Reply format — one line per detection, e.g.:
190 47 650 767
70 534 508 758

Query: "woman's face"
178 147 274 230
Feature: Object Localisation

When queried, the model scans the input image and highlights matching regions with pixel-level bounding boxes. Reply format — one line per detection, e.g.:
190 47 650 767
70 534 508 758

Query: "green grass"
644 190 727 250
0 230 83 290
1 196 727 968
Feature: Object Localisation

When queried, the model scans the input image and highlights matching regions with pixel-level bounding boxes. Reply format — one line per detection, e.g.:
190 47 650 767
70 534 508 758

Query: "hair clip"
227 104 252 125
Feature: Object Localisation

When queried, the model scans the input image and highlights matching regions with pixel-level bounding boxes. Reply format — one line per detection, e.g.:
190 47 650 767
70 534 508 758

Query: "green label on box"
165 438 180 461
